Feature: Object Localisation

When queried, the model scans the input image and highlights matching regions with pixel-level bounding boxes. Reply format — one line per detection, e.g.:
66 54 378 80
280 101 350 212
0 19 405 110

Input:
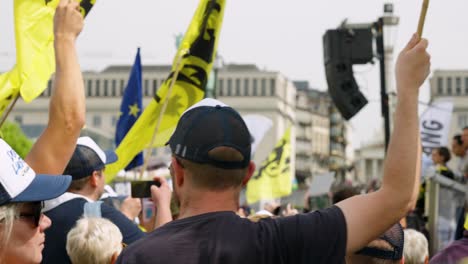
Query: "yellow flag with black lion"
246 127 292 204
105 0 226 180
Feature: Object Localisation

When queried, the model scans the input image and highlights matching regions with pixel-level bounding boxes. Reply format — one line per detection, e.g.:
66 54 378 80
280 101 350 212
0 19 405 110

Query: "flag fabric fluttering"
419 99 454 156
0 0 96 117
246 127 293 204
115 48 144 171
105 0 226 181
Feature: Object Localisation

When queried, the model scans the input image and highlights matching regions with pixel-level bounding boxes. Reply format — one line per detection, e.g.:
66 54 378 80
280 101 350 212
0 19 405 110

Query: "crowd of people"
0 1 467 264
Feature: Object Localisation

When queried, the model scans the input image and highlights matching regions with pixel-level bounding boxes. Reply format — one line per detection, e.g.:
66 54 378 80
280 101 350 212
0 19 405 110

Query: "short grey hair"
66 217 123 264
403 229 428 264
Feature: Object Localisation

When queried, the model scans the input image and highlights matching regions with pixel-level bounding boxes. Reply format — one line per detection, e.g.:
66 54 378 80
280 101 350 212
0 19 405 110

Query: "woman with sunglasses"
0 139 72 263
0 0 85 262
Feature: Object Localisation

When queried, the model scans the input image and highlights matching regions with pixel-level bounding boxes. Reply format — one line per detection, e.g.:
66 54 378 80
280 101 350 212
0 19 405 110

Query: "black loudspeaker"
325 62 368 120
323 28 373 120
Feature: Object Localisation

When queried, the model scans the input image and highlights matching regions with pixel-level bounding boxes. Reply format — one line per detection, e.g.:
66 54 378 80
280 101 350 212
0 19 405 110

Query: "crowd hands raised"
1 1 468 264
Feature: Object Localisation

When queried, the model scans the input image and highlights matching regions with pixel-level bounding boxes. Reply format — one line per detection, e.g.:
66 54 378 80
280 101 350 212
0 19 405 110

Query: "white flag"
243 115 273 156
420 99 454 156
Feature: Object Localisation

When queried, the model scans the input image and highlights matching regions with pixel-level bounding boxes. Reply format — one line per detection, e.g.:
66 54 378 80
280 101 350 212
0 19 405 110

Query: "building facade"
10 64 298 171
294 81 330 185
430 70 468 137
354 141 385 184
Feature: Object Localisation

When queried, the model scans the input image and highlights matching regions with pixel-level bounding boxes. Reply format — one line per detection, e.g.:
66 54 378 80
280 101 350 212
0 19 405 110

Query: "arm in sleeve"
101 203 145 244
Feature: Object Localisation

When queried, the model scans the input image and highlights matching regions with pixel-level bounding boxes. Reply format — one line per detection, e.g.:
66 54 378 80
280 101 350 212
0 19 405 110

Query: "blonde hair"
66 217 123 264
403 229 428 264
0 203 20 257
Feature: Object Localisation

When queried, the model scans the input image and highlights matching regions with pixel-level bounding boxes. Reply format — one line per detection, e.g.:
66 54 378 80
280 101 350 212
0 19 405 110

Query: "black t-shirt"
117 206 347 264
42 198 144 264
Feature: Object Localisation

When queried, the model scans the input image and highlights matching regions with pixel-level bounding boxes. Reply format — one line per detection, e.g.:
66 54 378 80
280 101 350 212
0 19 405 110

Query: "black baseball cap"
64 137 118 180
167 98 251 169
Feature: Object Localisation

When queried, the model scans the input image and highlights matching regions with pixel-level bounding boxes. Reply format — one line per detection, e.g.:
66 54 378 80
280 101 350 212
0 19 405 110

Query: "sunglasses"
18 201 44 227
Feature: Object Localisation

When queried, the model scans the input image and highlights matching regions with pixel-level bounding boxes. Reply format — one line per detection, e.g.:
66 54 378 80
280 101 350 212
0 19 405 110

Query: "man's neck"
177 190 240 219
70 189 98 201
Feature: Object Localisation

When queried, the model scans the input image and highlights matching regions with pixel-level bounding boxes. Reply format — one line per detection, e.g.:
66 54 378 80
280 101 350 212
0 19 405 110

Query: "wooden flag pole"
417 0 430 36
139 50 188 178
0 94 20 130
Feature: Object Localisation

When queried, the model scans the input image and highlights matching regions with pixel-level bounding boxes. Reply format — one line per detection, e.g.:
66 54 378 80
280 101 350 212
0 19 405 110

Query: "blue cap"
63 137 118 180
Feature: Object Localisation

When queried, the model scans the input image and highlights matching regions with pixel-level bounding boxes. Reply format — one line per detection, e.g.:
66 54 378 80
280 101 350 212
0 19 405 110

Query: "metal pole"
376 18 391 152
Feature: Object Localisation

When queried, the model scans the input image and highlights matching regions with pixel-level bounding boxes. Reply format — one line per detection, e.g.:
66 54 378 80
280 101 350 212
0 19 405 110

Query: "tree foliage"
0 121 33 158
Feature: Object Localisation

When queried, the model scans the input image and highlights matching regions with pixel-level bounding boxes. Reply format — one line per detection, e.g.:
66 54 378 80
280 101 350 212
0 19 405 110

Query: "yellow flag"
105 0 226 181
0 68 20 115
15 0 96 103
464 213 468 230
246 127 292 204
14 0 57 103
0 0 96 116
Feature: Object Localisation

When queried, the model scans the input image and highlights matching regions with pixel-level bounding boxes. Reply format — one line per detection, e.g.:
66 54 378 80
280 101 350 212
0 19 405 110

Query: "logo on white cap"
0 139 36 199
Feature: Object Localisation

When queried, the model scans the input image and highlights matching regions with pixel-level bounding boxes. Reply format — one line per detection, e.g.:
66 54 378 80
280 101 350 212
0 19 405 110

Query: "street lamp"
206 52 224 99
382 3 400 134
375 3 399 152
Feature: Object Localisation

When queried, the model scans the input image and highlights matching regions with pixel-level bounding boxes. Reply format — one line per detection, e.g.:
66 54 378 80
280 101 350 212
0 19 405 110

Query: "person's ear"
110 252 119 264
172 157 185 188
242 161 256 186
89 171 100 187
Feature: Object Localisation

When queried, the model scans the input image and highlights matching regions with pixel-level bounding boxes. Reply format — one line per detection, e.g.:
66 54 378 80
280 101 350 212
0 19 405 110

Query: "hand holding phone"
131 181 161 198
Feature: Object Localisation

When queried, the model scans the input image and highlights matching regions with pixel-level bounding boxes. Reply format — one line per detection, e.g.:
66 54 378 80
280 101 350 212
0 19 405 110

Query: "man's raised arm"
337 34 430 253
25 0 85 174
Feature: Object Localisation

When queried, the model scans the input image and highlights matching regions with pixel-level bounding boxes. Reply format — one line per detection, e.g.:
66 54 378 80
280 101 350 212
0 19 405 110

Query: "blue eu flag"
115 48 143 170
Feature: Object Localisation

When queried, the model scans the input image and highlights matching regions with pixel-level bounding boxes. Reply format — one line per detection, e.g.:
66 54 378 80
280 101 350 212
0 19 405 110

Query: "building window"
45 80 52 97
120 79 126 95
104 80 109 96
93 116 102 127
235 78 241 96
111 80 117 96
437 77 443 94
446 77 453 95
87 80 93 96
465 77 468 95
95 80 101 96
456 77 462 95
227 78 232 96
152 79 158 95
14 116 22 125
47 80 52 96
244 79 249 96
218 79 224 96
261 78 266 96
144 79 149 96
270 78 276 96
458 115 468 129
253 79 258 96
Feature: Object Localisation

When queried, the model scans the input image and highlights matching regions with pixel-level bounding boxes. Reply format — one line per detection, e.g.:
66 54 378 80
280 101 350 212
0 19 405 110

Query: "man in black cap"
118 33 430 264
42 137 145 264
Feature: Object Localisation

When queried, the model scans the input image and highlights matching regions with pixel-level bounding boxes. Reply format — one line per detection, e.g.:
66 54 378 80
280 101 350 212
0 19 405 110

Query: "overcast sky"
1 0 467 148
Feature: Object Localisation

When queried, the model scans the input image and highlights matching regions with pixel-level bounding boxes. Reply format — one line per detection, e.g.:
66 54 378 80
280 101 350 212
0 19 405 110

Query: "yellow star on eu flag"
128 103 140 117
